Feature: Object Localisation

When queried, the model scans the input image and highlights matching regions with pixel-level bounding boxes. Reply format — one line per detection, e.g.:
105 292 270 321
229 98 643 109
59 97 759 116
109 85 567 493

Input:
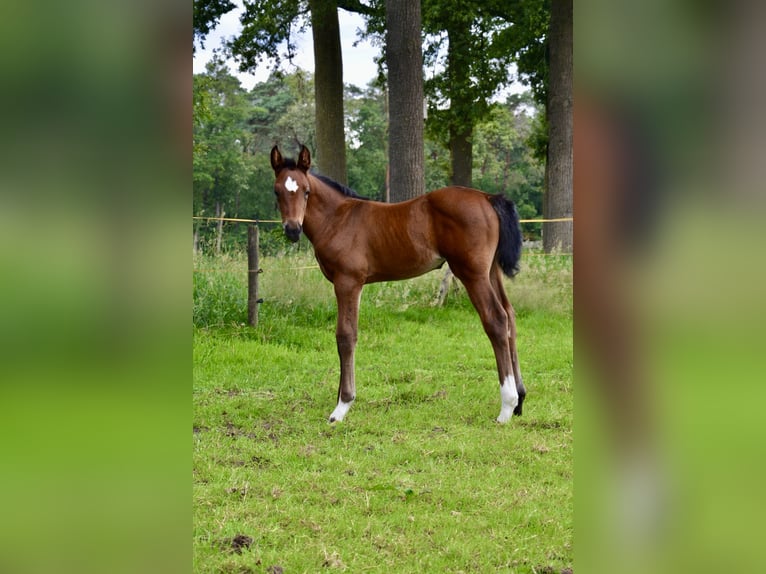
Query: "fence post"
247 224 260 327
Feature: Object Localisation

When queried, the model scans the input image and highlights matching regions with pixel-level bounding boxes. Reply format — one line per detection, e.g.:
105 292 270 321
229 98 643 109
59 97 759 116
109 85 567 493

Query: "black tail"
489 194 523 278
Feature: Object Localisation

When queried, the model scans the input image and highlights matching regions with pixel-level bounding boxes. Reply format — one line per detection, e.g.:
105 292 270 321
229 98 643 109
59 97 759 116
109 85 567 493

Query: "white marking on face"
329 399 354 423
285 176 299 193
497 374 519 423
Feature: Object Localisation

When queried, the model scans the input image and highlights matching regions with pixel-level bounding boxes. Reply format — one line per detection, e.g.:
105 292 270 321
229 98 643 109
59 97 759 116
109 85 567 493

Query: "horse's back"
335 186 500 282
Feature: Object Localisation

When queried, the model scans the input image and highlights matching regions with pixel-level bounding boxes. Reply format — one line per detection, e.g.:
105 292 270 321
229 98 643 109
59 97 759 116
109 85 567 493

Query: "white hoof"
497 375 519 424
497 408 513 424
329 399 353 423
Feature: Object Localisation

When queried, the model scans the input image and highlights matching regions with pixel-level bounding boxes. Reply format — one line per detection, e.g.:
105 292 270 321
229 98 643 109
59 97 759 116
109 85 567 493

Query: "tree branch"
337 0 377 17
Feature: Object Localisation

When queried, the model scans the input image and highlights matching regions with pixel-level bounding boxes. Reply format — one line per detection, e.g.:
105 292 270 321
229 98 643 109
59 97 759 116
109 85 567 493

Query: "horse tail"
489 194 523 278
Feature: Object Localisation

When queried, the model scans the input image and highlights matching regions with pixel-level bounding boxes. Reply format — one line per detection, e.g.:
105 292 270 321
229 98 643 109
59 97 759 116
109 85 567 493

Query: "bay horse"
270 145 526 424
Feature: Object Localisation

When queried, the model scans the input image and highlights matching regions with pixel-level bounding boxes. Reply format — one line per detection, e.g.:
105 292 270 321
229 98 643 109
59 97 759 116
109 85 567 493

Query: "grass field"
193 248 572 573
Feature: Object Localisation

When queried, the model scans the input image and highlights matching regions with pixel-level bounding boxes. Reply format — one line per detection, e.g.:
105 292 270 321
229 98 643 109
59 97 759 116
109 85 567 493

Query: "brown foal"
270 145 526 423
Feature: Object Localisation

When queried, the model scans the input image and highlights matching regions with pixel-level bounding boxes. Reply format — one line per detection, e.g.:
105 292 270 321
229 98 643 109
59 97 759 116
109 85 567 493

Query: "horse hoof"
329 399 353 423
513 393 525 416
496 411 512 424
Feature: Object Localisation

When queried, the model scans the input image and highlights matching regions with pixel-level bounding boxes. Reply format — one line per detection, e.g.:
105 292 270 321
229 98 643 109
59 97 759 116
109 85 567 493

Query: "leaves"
422 0 518 144
228 0 310 72
472 98 545 222
193 66 546 243
194 0 237 49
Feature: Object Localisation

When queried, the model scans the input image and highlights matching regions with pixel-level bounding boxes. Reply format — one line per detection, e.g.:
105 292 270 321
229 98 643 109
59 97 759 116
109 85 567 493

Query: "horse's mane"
312 172 369 200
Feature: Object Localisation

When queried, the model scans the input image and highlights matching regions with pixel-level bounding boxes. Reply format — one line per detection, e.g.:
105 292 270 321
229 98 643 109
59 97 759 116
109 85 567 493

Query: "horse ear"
270 145 283 173
297 145 311 172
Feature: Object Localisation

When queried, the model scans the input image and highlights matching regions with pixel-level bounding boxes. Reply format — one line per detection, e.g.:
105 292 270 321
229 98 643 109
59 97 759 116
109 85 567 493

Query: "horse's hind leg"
458 271 518 423
492 266 526 415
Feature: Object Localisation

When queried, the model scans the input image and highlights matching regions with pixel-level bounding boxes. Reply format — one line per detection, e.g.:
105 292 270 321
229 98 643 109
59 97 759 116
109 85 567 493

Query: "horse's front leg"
329 277 363 423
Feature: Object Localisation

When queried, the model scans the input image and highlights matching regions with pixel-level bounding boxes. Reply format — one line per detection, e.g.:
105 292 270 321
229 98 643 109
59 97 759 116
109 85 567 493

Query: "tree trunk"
543 0 573 252
386 0 424 202
447 23 473 188
450 123 472 187
309 0 347 184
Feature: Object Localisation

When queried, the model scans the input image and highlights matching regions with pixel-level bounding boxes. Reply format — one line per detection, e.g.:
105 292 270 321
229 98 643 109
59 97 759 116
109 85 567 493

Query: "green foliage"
345 84 387 199
193 0 236 50
195 1 551 242
422 0 516 146
494 0 551 107
194 65 326 251
228 0 309 72
193 248 572 328
193 67 547 242
193 59 259 228
229 0 380 74
424 138 452 191
193 253 248 327
472 98 545 232
357 0 550 189
248 69 315 153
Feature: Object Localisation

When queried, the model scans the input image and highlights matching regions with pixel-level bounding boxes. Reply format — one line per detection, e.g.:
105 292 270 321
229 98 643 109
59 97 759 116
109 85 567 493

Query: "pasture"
193 249 572 573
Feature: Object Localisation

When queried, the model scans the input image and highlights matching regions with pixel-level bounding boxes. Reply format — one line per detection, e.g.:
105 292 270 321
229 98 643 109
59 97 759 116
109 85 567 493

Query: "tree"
193 0 236 50
345 84 387 200
422 0 518 188
229 0 376 185
247 69 317 154
472 96 545 231
193 60 255 253
542 0 572 252
308 0 347 183
385 0 425 201
246 70 317 228
496 0 572 252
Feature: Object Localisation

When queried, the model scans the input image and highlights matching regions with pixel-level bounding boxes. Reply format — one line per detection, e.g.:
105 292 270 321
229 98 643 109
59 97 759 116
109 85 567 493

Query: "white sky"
193 3 380 90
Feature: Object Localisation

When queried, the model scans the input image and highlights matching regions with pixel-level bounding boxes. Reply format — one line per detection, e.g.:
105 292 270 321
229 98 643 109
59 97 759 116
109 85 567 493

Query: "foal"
270 145 526 423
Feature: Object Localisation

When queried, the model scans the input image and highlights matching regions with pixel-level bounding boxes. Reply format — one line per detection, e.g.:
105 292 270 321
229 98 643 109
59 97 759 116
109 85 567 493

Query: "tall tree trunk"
543 0 573 252
450 124 472 187
447 22 473 187
386 0 424 202
309 0 347 184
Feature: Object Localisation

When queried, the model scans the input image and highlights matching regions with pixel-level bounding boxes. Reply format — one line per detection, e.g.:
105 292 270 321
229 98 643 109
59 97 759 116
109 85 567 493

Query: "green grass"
193 250 572 573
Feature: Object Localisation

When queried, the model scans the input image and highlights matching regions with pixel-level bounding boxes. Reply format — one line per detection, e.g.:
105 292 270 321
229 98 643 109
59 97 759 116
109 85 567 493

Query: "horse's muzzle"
284 222 302 242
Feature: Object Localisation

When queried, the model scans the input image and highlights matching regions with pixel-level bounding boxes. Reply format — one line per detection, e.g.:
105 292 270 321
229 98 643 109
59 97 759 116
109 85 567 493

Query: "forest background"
193 63 544 252
193 0 571 253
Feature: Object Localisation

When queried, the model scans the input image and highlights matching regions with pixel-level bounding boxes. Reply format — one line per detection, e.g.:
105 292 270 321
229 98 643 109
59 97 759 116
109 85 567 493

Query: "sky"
193 3 381 90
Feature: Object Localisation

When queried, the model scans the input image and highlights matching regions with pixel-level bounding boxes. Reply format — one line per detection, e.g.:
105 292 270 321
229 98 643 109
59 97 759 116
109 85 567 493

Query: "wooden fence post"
247 224 260 327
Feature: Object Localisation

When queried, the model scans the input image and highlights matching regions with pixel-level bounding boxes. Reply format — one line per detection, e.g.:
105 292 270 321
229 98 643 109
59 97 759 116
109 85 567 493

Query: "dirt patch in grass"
216 533 253 555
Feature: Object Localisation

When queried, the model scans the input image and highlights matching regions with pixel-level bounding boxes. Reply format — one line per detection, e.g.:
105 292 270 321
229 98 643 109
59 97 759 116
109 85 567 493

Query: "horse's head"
270 145 311 242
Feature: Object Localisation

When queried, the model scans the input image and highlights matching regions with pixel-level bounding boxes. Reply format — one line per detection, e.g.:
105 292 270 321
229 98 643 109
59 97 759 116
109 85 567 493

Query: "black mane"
312 172 368 200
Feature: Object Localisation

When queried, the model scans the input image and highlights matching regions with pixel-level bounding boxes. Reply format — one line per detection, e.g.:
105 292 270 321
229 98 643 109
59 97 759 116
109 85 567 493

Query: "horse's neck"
303 175 349 242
